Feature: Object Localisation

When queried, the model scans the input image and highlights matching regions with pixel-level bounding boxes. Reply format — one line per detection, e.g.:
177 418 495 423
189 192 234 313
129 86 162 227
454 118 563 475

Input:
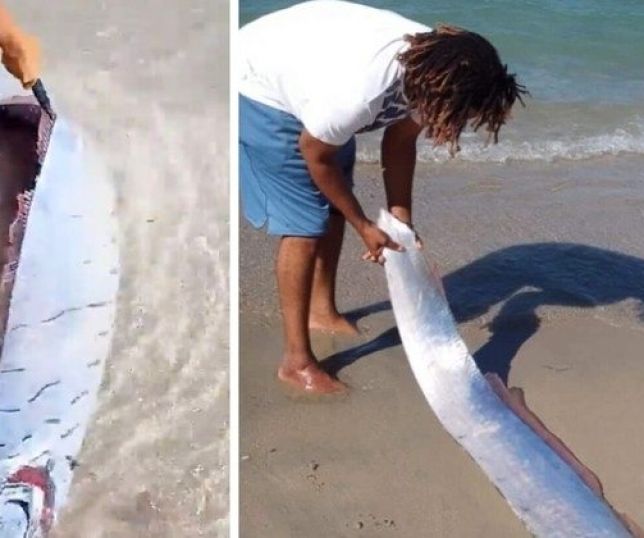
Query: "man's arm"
299 129 402 260
299 129 368 232
381 116 423 227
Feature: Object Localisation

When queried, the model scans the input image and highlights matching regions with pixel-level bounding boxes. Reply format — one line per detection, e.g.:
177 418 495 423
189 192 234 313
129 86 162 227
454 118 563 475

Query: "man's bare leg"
276 235 348 393
309 213 359 334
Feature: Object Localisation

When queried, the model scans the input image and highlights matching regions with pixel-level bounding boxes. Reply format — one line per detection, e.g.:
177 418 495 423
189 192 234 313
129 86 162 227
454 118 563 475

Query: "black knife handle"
32 79 55 119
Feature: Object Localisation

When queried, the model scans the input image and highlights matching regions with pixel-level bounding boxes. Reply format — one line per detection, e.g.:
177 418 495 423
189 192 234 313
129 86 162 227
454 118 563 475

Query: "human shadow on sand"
322 242 644 382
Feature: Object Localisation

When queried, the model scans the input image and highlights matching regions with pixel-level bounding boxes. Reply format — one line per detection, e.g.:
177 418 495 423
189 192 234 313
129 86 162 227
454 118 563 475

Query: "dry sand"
240 157 644 536
6 1 228 536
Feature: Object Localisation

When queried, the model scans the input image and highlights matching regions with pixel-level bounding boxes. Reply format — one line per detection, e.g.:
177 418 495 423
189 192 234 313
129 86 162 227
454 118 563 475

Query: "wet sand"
6 1 229 536
241 156 644 536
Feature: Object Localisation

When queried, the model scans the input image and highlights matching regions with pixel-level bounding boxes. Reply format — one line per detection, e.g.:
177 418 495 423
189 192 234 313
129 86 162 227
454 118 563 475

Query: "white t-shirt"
239 0 431 145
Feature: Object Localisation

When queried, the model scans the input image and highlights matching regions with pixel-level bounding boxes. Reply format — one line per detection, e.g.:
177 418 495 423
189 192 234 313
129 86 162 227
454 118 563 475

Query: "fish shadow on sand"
323 242 644 382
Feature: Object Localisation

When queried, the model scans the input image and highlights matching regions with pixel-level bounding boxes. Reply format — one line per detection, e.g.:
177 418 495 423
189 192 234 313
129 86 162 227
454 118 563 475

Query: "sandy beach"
5 1 229 536
240 156 644 536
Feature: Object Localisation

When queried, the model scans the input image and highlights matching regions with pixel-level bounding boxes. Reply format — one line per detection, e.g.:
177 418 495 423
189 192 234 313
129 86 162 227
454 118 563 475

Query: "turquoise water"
240 1 644 162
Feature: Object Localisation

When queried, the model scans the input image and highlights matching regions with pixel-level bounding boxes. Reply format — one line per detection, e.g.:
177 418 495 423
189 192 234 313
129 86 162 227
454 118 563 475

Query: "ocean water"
240 0 644 163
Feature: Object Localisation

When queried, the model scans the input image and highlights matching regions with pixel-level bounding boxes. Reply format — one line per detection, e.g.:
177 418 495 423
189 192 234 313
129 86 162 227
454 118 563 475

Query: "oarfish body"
379 209 637 537
0 98 118 536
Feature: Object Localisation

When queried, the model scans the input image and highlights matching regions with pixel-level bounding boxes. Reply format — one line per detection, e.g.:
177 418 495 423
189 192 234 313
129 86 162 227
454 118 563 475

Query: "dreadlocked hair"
398 25 528 155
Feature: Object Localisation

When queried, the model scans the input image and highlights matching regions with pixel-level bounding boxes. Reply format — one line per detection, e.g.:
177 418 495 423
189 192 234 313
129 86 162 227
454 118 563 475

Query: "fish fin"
485 373 604 497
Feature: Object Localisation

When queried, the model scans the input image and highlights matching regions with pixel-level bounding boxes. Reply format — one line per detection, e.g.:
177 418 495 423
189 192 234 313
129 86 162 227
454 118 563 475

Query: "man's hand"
2 29 40 88
358 220 404 265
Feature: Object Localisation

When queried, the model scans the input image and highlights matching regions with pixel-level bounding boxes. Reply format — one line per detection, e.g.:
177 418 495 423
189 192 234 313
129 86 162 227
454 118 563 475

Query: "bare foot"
309 312 360 335
278 363 348 395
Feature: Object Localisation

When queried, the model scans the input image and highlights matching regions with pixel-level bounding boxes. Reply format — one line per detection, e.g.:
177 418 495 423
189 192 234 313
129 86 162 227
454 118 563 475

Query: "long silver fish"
378 209 640 537
0 96 119 536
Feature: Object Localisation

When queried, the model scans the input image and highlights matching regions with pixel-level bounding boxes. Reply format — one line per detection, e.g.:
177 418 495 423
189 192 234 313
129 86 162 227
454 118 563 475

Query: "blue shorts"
239 94 356 237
